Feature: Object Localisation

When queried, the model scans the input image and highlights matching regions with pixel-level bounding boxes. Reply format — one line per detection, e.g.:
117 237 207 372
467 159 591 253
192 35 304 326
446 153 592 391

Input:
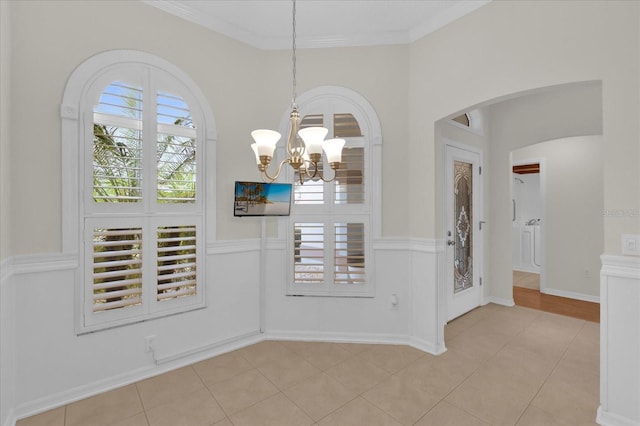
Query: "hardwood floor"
513 286 600 323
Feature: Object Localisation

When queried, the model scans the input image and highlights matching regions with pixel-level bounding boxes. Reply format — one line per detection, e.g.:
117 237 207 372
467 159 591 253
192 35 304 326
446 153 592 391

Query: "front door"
445 143 482 322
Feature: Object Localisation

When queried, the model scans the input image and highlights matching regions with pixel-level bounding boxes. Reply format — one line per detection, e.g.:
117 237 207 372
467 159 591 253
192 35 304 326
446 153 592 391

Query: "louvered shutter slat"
156 225 197 302
93 278 143 291
334 223 366 285
293 223 324 284
157 91 197 204
92 227 143 313
93 82 143 204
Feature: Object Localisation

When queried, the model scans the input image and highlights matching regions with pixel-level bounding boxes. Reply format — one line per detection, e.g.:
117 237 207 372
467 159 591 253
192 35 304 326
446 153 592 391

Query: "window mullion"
325 107 337 205
325 219 335 287
143 220 156 313
143 68 157 214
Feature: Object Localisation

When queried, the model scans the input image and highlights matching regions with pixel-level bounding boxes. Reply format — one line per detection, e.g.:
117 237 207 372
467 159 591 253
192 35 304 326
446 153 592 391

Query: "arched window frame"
278 86 382 297
449 109 485 135
61 50 216 333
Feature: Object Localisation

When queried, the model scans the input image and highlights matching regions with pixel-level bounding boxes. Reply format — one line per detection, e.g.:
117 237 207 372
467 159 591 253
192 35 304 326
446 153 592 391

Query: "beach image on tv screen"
234 182 292 216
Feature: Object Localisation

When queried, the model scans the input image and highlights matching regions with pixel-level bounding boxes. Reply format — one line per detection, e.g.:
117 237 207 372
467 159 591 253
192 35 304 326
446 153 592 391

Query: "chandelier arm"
317 168 338 183
317 161 341 183
261 158 290 183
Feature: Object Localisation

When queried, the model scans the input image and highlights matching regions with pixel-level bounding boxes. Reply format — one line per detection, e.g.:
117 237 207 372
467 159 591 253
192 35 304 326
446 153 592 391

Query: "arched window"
284 86 381 297
62 50 216 333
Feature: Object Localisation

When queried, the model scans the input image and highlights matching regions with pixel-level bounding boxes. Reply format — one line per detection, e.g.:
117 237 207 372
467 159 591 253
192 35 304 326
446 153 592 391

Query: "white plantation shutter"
80 64 206 332
288 107 372 297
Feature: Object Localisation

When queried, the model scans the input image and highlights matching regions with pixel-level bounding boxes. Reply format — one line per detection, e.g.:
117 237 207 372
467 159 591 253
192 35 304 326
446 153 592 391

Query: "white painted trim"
265 238 286 251
409 336 447 356
266 329 407 345
485 296 515 307
409 238 444 254
8 253 77 275
267 331 446 357
542 287 600 304
447 108 485 136
154 331 262 365
372 238 412 251
601 254 640 278
143 0 490 50
597 406 640 426
0 257 10 283
207 239 260 255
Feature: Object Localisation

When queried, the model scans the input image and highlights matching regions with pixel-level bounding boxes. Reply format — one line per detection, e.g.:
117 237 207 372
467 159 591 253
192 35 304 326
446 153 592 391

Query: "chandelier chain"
291 0 297 106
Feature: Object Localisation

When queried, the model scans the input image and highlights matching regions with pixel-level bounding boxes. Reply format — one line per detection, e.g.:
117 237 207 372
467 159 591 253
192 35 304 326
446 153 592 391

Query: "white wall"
513 136 604 300
0 2 13 424
409 0 638 250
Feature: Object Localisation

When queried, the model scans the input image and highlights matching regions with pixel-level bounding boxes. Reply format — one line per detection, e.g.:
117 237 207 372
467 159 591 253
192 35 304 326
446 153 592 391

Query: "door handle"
447 240 455 246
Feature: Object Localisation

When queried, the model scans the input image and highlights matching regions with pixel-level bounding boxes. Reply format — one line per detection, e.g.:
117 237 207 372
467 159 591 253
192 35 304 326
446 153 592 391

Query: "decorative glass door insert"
454 160 473 293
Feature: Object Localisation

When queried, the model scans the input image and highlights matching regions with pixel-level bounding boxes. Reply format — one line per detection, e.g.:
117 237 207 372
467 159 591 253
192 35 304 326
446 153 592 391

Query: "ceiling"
144 0 491 50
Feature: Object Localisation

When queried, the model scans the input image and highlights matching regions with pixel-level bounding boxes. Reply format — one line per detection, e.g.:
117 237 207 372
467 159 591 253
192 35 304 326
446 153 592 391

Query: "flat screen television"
234 181 292 217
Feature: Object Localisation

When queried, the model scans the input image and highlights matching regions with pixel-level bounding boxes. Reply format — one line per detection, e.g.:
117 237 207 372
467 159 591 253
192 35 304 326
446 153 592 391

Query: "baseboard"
266 329 409 346
486 296 515 307
154 330 262 364
597 406 640 426
542 287 600 303
409 336 446 355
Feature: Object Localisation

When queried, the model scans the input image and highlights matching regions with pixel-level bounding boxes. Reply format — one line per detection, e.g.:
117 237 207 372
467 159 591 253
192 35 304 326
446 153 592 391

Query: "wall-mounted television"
234 181 292 217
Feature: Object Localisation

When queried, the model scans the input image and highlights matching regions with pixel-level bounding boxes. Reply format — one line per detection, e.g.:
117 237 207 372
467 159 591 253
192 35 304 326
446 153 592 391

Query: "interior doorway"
511 158 545 297
510 137 603 322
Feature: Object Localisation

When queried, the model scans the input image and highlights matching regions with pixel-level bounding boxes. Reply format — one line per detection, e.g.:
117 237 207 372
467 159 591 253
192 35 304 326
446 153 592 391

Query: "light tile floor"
17 304 599 426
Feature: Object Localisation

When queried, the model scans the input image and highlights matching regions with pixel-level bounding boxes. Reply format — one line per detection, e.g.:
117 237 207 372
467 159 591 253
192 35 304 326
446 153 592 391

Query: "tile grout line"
511 317 587 425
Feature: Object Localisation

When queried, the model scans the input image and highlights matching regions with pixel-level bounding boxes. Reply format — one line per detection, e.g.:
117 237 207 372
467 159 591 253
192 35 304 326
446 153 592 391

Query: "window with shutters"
287 89 380 297
64 52 210 333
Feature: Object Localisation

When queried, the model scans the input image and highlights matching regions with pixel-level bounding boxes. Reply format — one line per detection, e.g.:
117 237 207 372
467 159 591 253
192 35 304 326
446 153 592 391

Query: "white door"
445 143 483 322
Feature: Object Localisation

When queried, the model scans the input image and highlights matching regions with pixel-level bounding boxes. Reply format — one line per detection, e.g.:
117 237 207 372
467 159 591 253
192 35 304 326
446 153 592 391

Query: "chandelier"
250 0 344 184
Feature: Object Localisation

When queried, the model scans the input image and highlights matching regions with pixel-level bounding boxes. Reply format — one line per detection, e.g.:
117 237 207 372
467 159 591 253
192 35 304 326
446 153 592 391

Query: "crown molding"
143 0 491 50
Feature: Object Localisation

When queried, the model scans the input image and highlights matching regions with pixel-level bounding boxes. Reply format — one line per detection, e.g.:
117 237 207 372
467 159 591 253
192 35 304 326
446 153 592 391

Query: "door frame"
442 139 484 322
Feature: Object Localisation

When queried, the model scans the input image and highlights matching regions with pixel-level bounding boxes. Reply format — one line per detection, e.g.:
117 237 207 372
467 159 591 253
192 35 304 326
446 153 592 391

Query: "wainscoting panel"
3 242 264 424
1 258 15 426
598 255 640 426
